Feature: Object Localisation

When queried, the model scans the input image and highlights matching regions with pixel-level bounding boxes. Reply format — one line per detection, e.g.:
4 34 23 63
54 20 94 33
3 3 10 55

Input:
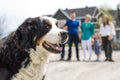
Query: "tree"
100 8 114 21
117 4 120 20
94 7 115 30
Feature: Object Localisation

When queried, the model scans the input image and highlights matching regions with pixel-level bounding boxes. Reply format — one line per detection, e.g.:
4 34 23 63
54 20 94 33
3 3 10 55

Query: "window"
116 31 120 39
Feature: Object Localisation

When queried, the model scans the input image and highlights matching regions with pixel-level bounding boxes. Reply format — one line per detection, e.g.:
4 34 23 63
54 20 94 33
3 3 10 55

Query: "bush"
112 42 120 50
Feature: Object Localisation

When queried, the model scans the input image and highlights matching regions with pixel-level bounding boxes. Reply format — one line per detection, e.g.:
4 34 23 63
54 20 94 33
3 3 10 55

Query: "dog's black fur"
0 17 51 80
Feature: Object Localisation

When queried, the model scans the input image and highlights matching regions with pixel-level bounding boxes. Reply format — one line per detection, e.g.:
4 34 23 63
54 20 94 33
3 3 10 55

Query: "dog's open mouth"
42 41 62 53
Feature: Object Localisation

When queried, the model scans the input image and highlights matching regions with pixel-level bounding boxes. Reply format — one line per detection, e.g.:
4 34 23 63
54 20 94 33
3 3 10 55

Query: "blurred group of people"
59 11 116 62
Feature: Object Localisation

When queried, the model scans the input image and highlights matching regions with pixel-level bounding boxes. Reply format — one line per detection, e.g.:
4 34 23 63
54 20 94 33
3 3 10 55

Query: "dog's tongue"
51 45 62 51
45 41 63 51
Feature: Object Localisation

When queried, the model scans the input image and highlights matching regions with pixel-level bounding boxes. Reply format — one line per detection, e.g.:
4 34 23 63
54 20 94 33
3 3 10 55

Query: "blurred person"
65 11 81 61
100 15 116 62
59 22 66 61
81 14 94 61
93 33 102 61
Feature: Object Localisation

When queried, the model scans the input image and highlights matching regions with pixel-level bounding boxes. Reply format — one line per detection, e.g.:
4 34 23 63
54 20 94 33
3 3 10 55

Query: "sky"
0 0 120 37
0 0 120 17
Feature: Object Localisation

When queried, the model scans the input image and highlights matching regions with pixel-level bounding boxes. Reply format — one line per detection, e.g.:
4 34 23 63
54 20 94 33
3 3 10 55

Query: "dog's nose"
60 31 68 36
60 31 68 44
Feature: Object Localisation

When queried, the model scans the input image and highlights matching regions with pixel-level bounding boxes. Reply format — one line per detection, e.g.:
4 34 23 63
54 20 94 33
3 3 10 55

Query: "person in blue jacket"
65 11 81 61
81 14 94 61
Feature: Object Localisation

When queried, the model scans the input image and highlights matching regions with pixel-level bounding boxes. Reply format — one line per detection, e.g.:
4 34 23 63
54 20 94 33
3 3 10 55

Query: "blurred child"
94 33 102 61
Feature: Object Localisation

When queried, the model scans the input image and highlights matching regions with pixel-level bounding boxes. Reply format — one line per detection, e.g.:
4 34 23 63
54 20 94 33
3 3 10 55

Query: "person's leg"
94 44 101 61
42 75 46 80
94 46 100 61
97 46 102 61
82 40 87 60
108 40 114 61
102 37 109 61
60 44 65 60
68 40 72 60
74 41 80 61
96 54 100 61
97 54 100 59
87 38 92 60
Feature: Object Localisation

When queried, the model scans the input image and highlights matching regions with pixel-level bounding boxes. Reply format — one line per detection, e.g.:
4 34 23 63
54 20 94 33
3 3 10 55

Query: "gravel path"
45 47 120 80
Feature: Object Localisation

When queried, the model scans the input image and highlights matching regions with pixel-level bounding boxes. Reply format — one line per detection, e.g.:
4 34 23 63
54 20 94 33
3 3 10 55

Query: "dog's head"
15 17 68 54
37 17 68 54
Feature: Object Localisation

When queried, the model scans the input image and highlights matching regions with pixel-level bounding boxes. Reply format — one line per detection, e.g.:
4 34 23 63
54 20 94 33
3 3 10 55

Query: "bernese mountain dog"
0 16 68 80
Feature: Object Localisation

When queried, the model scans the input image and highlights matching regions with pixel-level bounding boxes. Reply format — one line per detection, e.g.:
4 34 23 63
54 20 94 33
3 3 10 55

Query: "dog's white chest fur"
12 47 49 80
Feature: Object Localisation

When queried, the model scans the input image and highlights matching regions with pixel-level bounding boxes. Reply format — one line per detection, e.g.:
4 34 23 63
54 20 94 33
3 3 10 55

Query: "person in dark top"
65 11 81 61
59 22 66 61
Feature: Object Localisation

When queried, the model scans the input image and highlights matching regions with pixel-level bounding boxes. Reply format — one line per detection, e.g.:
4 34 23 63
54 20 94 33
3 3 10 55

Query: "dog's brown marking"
46 20 52 27
36 36 45 46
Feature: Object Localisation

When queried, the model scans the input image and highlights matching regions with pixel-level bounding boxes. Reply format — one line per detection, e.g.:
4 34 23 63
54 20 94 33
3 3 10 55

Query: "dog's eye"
46 25 51 29
44 22 52 29
43 23 51 30
43 20 52 29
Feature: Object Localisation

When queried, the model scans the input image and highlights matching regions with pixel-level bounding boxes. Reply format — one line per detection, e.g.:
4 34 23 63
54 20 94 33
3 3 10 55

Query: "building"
53 6 98 24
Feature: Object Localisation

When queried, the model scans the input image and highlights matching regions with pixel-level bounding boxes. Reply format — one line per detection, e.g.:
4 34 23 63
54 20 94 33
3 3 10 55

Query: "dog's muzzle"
42 31 68 54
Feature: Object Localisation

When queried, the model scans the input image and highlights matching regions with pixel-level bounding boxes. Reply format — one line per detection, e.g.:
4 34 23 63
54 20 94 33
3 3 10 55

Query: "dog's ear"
26 18 36 24
14 17 52 51
26 18 32 24
15 17 36 50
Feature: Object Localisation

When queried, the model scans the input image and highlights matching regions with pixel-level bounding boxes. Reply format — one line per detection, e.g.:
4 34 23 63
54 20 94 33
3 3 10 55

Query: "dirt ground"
45 47 120 80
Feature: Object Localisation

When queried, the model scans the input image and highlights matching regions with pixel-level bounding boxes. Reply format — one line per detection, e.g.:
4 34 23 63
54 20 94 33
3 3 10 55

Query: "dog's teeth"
56 47 58 49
